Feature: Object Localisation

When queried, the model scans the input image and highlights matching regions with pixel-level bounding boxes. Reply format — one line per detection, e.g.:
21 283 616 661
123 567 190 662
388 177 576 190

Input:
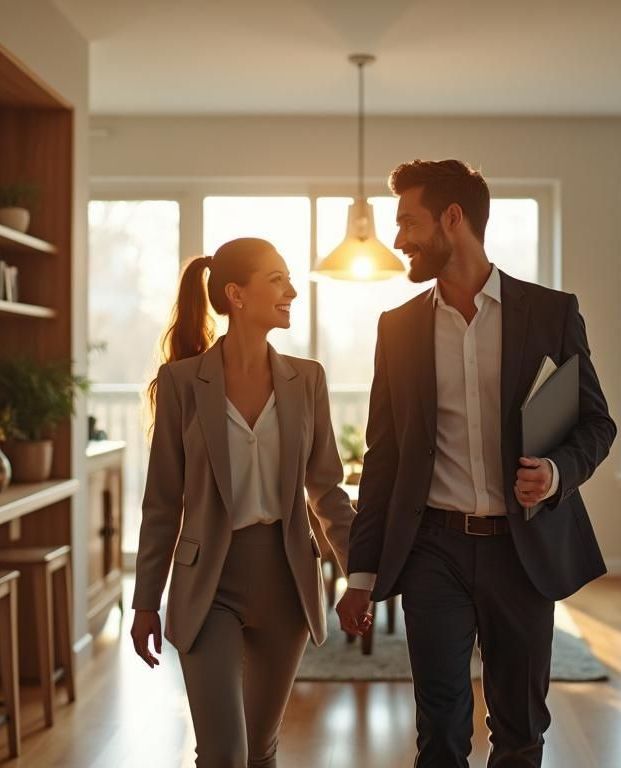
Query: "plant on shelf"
0 357 89 482
0 181 40 233
0 404 16 492
338 423 365 485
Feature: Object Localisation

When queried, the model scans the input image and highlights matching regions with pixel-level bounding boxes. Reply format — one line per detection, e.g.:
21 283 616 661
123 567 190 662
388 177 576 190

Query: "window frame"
90 176 561 363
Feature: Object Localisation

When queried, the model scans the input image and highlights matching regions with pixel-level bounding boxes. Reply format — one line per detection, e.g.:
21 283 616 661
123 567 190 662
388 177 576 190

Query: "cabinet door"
87 469 106 598
104 466 123 578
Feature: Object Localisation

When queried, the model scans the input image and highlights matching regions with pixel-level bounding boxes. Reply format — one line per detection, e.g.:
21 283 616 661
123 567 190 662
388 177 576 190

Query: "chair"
0 546 75 727
0 569 20 757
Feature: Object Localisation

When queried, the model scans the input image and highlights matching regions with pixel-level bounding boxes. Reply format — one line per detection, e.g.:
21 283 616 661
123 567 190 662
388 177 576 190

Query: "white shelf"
86 440 127 459
0 299 56 318
0 478 79 526
0 223 56 254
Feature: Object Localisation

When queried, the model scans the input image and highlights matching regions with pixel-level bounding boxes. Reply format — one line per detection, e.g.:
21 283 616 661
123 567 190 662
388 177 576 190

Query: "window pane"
316 196 424 391
88 200 180 553
88 200 180 383
203 196 310 357
316 196 539 441
487 199 538 283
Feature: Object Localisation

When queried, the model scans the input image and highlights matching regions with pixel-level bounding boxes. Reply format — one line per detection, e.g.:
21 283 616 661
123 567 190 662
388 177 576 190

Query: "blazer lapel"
193 338 234 521
269 344 302 538
415 289 437 445
500 271 530 428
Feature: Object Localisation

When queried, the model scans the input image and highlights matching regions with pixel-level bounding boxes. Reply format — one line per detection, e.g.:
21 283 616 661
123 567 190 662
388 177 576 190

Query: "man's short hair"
389 159 490 243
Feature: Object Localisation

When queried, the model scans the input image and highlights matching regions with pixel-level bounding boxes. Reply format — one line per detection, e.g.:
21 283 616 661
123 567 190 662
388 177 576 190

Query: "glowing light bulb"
351 256 373 279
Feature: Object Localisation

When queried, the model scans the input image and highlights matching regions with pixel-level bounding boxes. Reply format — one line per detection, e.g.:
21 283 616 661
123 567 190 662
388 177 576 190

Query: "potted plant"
0 357 89 482
0 181 40 233
0 404 15 491
339 423 365 484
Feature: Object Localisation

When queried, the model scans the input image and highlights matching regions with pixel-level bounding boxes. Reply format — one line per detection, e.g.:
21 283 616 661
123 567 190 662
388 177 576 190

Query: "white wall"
0 0 91 663
90 113 621 568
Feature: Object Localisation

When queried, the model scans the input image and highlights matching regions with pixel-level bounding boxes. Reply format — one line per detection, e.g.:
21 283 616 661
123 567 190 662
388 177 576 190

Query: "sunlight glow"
351 255 374 279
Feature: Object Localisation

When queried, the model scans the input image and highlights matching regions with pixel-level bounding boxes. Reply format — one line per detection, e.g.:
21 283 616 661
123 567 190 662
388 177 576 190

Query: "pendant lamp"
311 54 405 281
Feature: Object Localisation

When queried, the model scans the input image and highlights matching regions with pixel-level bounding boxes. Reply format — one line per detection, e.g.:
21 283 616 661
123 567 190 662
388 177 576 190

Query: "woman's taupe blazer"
132 338 355 653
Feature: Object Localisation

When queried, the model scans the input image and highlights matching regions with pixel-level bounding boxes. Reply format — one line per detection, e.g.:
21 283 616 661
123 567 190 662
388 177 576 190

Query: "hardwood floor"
1 577 620 767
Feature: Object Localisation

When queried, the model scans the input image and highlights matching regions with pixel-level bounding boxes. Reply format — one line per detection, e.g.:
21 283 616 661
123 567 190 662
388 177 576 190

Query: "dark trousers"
399 513 554 768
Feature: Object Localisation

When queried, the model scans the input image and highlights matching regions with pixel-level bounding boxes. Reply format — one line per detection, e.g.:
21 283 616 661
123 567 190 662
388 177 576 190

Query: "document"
520 354 579 521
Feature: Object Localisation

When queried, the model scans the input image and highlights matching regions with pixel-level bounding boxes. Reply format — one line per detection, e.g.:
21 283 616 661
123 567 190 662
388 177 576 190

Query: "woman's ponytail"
146 255 215 433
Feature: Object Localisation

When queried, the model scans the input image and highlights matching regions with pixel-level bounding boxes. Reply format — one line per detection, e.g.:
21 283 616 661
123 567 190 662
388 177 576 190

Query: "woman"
130 238 359 768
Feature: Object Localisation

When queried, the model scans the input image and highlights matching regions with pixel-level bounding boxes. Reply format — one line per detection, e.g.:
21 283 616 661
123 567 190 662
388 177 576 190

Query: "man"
336 159 617 767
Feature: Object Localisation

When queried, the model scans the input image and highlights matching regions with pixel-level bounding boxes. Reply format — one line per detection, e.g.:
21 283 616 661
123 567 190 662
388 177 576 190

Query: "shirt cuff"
542 458 560 500
348 572 377 591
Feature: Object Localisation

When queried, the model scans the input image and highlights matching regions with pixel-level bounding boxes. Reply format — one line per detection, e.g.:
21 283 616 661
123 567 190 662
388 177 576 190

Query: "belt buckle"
465 514 490 536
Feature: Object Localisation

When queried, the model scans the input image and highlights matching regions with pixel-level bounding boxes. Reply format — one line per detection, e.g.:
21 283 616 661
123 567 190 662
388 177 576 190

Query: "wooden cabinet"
86 441 125 636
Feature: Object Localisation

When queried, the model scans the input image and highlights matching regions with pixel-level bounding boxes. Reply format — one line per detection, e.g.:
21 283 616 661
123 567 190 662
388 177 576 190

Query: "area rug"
296 599 608 683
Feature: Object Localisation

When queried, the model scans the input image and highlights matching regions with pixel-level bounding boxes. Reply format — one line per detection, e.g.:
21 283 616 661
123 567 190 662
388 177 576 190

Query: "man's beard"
406 229 452 283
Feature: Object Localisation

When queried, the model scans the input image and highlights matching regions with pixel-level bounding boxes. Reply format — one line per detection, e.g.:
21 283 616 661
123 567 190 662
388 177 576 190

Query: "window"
88 200 180 384
88 188 544 556
88 200 180 553
486 199 538 283
203 196 310 357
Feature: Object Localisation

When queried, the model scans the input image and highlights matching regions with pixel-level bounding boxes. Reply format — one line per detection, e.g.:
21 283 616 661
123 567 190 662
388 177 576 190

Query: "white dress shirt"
348 265 559 591
226 391 282 530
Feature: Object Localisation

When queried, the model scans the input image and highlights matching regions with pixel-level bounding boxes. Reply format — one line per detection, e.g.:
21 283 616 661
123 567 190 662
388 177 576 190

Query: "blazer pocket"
174 537 199 566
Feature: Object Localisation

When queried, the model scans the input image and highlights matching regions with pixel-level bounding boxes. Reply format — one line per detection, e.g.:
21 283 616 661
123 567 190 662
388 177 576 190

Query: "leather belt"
423 506 510 536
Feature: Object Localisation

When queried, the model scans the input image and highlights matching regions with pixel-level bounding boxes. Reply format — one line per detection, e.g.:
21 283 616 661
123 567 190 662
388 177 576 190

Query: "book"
524 355 558 404
520 354 579 521
3 264 18 302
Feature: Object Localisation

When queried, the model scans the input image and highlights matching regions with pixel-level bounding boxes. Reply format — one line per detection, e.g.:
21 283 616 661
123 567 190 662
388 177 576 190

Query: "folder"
520 354 579 521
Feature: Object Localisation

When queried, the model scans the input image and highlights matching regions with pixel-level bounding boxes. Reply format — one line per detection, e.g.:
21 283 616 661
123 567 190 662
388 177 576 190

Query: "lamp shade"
311 198 405 281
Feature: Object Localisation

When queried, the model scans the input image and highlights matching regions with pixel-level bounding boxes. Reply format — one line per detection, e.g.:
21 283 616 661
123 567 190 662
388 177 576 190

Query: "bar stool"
0 546 75 728
0 570 20 757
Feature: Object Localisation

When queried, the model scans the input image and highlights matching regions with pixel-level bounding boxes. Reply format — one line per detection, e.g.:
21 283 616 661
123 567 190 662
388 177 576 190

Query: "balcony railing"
89 384 370 554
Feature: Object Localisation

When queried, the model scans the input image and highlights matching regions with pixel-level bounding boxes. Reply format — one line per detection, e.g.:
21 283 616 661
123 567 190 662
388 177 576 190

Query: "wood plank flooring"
1 576 620 767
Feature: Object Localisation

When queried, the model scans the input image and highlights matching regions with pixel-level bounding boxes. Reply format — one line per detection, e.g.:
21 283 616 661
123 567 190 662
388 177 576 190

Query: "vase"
0 446 11 491
3 439 53 482
0 207 30 233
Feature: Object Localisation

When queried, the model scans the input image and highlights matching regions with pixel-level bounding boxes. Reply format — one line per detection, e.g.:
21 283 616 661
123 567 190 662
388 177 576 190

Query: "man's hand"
336 587 373 636
131 609 162 668
514 456 553 507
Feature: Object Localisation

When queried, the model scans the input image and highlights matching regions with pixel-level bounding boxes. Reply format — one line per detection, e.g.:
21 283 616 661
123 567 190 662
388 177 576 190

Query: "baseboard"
604 558 621 576
73 631 93 671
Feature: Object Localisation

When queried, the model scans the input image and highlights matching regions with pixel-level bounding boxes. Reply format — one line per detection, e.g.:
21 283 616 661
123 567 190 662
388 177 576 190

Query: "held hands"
131 609 162 668
514 456 553 508
336 588 373 636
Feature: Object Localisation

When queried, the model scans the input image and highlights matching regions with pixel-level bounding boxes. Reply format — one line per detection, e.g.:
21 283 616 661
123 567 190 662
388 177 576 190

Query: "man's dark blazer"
349 269 617 603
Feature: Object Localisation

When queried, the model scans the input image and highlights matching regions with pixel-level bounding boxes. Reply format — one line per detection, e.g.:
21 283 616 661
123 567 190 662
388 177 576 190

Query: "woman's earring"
237 303 243 309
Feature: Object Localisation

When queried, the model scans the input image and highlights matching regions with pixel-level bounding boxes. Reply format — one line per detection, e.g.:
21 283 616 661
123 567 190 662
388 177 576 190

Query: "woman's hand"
336 588 373 636
131 609 162 668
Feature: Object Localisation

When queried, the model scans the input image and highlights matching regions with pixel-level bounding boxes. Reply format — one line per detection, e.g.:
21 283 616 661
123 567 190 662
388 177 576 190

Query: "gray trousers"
178 521 309 768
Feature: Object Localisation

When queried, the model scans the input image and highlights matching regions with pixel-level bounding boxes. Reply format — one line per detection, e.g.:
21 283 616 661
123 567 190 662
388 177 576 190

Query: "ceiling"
53 0 621 116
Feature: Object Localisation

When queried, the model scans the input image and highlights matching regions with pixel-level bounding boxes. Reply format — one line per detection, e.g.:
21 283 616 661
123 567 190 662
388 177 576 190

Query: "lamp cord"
357 61 365 200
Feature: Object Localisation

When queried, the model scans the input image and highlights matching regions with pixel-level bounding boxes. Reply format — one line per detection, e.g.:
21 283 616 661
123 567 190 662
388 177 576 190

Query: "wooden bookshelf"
0 43 76 678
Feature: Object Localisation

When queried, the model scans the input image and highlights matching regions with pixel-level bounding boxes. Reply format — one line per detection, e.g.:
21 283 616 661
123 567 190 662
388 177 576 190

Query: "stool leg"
326 559 336 608
0 584 21 757
33 566 54 727
53 562 76 702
